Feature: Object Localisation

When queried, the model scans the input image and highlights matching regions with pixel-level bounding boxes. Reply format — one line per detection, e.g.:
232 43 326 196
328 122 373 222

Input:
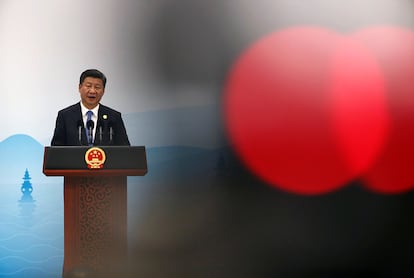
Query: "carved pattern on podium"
79 177 113 269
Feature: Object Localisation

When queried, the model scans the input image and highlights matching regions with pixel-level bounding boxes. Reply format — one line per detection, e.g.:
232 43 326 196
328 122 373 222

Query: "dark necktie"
85 110 93 146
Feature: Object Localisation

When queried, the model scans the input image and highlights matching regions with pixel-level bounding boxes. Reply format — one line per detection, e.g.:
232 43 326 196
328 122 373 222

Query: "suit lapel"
75 103 89 146
95 105 108 145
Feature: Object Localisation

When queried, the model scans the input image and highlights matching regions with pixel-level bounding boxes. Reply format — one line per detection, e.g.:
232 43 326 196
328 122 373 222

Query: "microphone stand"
87 120 94 146
77 120 83 145
78 125 82 145
98 125 103 145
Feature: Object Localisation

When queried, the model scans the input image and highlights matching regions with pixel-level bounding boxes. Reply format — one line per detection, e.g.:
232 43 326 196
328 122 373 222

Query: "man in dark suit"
51 69 130 146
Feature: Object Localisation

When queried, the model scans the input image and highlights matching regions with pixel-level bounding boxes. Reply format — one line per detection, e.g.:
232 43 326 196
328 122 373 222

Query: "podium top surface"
43 146 147 176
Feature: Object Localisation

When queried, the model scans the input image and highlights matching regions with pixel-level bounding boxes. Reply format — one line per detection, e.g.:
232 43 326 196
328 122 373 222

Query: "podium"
43 146 147 276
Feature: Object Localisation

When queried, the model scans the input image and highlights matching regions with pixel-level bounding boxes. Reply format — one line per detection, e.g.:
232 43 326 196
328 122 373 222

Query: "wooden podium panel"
64 176 127 274
43 146 147 276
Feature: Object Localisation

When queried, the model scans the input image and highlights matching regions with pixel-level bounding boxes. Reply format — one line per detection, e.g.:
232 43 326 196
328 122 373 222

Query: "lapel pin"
103 114 108 120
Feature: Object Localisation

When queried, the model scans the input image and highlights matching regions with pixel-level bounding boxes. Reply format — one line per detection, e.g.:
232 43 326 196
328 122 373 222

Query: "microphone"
97 121 103 145
77 120 83 145
86 119 94 145
109 126 113 144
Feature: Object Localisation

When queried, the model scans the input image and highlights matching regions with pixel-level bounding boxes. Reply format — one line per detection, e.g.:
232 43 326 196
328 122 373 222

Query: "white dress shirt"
80 102 99 143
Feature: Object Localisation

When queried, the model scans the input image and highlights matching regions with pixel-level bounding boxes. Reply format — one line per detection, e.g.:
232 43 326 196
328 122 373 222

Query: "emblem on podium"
85 147 106 169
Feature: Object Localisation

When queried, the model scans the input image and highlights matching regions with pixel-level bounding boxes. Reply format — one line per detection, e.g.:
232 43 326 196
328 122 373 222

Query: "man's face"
79 77 105 109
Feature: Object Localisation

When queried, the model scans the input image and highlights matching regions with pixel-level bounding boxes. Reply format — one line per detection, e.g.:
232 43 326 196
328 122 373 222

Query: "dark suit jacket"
51 103 130 146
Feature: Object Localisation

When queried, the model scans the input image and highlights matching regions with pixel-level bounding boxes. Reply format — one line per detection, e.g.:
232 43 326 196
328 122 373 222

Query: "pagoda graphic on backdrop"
19 168 35 203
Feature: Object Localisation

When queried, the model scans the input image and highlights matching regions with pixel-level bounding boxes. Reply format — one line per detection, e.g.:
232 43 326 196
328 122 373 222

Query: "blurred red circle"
224 26 389 195
353 26 414 194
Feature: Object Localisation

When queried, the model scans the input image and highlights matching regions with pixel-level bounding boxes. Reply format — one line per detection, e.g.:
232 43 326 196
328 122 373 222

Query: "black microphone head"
77 120 83 127
87 119 94 129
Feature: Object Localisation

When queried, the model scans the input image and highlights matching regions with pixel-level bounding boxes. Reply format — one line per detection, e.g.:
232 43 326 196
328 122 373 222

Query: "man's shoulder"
58 103 80 114
99 104 122 116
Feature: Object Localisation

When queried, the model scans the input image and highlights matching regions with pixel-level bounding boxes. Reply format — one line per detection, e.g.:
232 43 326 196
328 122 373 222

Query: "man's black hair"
79 69 107 88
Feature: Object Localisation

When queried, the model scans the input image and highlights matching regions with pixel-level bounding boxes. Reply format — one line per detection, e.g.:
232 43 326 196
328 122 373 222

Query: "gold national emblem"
85 147 106 169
